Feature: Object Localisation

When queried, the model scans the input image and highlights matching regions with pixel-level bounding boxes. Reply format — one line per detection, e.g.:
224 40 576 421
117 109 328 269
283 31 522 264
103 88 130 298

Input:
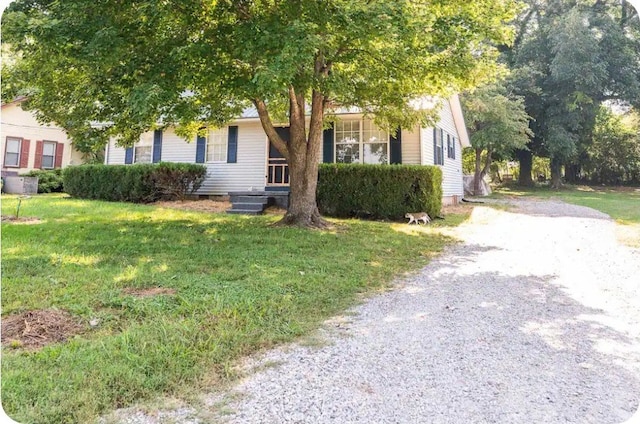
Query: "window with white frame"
207 127 228 162
4 137 21 167
335 119 389 164
447 135 456 159
42 141 57 169
134 132 153 163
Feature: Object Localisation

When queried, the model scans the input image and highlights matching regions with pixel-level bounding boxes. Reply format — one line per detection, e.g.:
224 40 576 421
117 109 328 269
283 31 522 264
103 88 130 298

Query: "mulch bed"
152 199 287 215
122 287 177 298
1 309 84 350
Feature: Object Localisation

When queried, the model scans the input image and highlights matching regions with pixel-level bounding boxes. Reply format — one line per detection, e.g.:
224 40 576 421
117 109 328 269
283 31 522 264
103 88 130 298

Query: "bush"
63 163 208 203
24 169 64 193
63 164 158 202
152 163 207 201
317 164 442 220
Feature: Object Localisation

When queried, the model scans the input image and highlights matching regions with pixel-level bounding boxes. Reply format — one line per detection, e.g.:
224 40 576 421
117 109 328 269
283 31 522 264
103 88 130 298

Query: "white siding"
401 125 421 165
197 121 266 195
420 126 435 167
420 100 464 199
160 129 196 163
105 124 266 194
105 139 126 164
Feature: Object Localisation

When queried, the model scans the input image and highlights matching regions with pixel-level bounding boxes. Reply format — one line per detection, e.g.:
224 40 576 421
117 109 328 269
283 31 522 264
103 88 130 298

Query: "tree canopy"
504 0 640 187
2 0 518 225
461 81 532 194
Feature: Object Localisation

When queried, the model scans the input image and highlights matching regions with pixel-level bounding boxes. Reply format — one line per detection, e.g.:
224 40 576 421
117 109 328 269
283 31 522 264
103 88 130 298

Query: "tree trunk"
278 149 326 227
516 149 534 186
564 163 580 184
473 148 483 196
255 86 329 228
550 157 563 189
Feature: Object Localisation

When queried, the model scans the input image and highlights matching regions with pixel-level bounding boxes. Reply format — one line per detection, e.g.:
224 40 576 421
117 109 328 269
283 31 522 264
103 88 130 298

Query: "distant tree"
2 0 517 227
505 0 640 188
461 82 532 195
584 107 640 184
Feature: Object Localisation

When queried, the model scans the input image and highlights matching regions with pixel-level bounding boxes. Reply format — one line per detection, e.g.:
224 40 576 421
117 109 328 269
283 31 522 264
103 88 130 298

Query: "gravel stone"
212 198 640 424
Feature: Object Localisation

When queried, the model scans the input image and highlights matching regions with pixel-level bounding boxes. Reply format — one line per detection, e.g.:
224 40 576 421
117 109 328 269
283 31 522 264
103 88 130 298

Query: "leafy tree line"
462 0 640 189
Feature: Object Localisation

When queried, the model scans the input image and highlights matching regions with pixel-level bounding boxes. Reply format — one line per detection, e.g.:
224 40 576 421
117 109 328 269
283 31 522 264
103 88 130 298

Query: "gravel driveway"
209 198 640 424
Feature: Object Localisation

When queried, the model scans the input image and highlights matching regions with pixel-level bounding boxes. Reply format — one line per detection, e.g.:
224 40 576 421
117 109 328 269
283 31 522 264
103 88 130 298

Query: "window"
134 132 153 163
335 119 389 164
207 127 228 162
42 141 57 169
446 134 456 159
4 137 21 167
434 128 444 165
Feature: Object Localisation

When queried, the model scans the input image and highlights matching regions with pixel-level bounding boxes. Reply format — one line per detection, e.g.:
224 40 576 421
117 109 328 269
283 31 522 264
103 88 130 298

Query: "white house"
104 95 470 205
1 98 84 175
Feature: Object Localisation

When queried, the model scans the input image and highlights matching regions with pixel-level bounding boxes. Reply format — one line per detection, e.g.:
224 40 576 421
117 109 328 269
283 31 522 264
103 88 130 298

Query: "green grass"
1 194 465 424
494 184 640 224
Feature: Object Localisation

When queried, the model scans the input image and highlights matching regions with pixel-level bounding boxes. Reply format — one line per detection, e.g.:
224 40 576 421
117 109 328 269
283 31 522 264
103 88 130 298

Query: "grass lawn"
494 184 640 246
1 194 467 424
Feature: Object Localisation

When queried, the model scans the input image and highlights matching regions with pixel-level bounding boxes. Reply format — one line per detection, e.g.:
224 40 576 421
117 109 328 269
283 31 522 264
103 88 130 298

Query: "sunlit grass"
1 194 467 423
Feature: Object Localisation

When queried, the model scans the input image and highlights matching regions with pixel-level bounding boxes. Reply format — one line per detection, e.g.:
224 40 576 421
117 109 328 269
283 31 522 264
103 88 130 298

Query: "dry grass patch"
1 309 84 350
122 287 177 298
1 216 43 224
153 199 231 213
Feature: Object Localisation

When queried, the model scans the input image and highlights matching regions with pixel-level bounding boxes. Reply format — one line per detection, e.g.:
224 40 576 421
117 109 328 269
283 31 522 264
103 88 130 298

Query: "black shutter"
152 130 163 163
390 127 402 164
433 128 437 165
227 126 238 163
125 147 133 164
323 124 334 163
195 135 206 163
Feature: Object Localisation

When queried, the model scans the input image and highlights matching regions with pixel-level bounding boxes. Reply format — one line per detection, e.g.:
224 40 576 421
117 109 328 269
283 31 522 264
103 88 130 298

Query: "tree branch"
253 98 289 160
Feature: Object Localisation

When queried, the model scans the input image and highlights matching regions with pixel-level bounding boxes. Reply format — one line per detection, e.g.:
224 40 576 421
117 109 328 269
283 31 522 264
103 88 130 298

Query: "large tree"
461 81 532 195
2 0 517 226
504 0 640 188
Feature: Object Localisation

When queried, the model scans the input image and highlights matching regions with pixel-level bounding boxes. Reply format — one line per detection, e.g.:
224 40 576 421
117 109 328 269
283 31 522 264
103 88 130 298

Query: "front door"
266 127 290 188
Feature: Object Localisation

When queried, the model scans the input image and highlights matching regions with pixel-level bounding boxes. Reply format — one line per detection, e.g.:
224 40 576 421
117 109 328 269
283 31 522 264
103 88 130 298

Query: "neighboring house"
1 98 84 175
104 95 470 205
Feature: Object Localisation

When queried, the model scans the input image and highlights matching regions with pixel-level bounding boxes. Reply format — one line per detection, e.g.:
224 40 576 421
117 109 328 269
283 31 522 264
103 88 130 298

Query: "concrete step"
226 209 263 215
229 195 270 204
230 202 265 212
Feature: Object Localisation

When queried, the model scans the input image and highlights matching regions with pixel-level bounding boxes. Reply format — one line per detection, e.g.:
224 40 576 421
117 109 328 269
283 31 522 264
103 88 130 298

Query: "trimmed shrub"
317 163 442 220
152 162 207 201
24 169 64 193
63 164 159 203
63 163 208 203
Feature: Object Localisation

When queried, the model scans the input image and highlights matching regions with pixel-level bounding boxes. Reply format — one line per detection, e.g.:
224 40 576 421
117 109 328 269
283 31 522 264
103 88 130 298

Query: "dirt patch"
264 206 287 215
153 199 231 214
123 287 177 298
1 309 84 350
1 216 43 225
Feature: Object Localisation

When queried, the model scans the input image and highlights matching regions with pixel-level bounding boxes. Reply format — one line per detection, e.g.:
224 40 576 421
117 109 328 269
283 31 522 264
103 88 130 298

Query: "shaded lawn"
1 194 464 424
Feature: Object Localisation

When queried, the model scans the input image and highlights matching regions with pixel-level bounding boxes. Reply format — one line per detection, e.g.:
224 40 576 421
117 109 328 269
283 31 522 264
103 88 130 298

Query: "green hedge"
317 164 442 220
24 169 64 193
63 163 206 203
